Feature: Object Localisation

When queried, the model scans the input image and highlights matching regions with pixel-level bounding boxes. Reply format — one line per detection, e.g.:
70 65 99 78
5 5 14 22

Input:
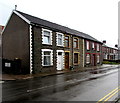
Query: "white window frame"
42 28 52 45
92 42 95 49
86 41 90 50
56 32 64 46
97 55 100 63
42 49 53 66
86 54 90 64
97 44 100 51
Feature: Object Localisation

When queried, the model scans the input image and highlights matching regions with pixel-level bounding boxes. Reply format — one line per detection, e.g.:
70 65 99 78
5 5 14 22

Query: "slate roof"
16 10 102 43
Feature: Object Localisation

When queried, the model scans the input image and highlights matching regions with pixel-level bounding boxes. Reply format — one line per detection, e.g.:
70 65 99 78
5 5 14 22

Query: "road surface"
1 65 120 102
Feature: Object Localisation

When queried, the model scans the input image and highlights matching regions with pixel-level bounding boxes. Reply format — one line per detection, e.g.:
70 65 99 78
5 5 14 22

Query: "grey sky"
1 0 119 48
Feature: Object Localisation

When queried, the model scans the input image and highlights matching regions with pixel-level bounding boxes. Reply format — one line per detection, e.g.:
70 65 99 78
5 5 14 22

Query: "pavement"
0 64 119 81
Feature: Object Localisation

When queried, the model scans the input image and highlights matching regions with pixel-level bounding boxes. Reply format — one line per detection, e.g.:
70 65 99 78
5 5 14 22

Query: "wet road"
2 65 120 102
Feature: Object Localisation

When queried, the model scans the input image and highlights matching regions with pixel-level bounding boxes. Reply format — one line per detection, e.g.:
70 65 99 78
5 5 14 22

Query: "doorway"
65 52 69 69
57 52 63 70
92 54 96 66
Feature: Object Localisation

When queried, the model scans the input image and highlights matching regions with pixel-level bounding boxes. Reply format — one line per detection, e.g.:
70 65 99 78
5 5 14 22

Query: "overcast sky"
0 0 119 48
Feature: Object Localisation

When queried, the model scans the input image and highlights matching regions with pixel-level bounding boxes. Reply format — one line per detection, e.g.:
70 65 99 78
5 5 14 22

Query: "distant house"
2 10 103 74
102 44 119 61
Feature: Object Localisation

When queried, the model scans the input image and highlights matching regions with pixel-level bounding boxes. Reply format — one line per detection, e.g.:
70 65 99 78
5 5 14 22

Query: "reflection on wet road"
2 66 119 102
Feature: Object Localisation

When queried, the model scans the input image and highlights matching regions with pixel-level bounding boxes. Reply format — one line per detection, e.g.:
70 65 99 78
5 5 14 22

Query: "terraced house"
2 10 103 74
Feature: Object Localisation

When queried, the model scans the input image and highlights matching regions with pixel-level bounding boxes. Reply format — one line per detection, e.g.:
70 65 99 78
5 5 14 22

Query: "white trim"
56 50 64 70
42 49 53 66
42 28 52 45
14 11 31 24
29 25 33 74
56 32 64 47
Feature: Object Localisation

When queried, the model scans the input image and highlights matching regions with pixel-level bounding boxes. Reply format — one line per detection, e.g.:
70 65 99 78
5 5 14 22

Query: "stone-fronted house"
2 10 103 74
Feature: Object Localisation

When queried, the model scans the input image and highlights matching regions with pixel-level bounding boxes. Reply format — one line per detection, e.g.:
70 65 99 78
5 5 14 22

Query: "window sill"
57 45 64 47
42 43 52 45
42 65 53 67
74 63 79 65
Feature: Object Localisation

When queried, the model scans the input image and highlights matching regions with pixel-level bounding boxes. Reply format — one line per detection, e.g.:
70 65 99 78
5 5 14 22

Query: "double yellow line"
97 86 120 103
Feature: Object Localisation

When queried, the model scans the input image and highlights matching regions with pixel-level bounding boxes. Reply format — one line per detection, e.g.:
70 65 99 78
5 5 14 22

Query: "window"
97 44 100 51
42 49 53 66
74 53 79 64
65 36 69 47
57 33 64 46
86 41 90 50
86 54 90 64
73 38 78 48
97 55 100 63
5 63 11 67
42 29 52 45
92 42 95 50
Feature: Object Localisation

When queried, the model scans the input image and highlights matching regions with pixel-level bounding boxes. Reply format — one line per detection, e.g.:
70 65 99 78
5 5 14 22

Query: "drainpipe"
71 35 74 69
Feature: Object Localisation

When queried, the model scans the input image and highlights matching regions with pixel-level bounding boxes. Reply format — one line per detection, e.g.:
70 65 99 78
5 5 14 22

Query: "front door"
57 52 63 70
92 54 96 66
65 52 69 69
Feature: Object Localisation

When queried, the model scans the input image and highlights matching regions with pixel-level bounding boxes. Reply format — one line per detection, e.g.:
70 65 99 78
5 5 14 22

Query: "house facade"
84 39 103 67
2 10 103 74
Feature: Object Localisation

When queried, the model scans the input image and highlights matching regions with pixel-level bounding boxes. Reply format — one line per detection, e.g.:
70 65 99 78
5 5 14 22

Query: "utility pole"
118 2 120 61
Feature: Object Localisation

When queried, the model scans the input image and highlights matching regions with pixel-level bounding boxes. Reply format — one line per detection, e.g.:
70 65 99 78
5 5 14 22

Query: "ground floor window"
86 54 90 64
42 49 53 66
74 53 79 64
97 55 100 63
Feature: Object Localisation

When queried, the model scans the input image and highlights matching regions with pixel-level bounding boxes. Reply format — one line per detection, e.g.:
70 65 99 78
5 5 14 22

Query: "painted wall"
2 13 30 74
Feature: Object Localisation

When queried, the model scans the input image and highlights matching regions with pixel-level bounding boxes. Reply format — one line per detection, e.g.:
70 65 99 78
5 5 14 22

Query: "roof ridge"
15 10 102 43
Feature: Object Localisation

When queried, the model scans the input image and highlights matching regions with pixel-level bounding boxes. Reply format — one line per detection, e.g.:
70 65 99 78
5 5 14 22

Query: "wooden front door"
65 52 69 69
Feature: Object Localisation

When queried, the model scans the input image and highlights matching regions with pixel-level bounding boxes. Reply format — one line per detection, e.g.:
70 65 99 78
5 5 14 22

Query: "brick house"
2 10 103 74
84 39 103 67
102 45 118 61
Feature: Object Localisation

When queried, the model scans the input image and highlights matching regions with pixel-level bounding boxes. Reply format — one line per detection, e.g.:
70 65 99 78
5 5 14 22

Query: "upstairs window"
97 44 100 51
65 36 69 47
57 33 64 46
92 42 95 50
42 29 52 45
73 38 78 48
86 41 90 50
